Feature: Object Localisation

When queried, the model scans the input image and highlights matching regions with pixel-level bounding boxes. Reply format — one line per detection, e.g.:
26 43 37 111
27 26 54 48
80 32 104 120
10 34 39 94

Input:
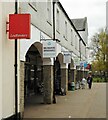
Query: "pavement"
23 83 106 119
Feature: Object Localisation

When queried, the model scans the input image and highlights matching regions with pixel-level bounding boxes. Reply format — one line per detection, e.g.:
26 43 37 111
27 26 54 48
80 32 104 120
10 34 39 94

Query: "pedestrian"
87 72 93 89
81 77 87 89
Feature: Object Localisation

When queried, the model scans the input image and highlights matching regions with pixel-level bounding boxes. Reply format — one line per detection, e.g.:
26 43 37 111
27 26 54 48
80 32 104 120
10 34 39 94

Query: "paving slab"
23 83 106 119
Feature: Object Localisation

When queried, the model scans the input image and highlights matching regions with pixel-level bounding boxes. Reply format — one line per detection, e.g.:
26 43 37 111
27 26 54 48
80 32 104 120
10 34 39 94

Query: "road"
23 83 106 119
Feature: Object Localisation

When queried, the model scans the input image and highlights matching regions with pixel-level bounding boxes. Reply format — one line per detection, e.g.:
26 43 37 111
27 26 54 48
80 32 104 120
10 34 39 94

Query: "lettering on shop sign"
10 34 28 38
43 40 56 58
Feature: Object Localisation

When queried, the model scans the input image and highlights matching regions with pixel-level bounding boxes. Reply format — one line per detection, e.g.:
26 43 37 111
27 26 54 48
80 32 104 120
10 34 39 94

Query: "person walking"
87 72 93 89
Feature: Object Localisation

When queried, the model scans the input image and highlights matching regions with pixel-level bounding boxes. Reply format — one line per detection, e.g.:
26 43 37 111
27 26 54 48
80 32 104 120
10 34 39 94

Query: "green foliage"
91 28 108 80
93 77 106 83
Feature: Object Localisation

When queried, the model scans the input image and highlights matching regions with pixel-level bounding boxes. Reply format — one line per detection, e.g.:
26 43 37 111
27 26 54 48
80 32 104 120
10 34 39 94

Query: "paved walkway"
24 83 106 118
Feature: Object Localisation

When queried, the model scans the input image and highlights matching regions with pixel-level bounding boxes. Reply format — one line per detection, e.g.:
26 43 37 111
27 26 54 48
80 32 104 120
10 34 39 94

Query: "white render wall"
19 2 53 39
20 25 41 61
55 3 80 58
0 2 88 119
20 24 52 61
20 2 81 59
79 30 88 45
80 42 86 60
106 1 108 33
1 2 15 119
79 30 88 60
0 2 2 120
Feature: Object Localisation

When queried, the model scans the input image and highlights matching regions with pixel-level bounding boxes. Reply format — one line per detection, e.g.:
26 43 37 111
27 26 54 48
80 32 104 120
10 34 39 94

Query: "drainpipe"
53 1 55 40
79 39 81 61
15 0 18 119
53 1 56 104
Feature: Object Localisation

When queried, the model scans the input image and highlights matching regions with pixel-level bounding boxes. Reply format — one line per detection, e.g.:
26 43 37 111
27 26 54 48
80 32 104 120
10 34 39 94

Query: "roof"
71 17 87 31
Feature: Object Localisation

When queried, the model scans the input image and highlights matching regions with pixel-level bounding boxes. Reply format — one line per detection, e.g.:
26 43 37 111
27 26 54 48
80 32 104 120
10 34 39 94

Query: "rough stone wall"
43 65 53 104
61 68 68 93
69 69 75 82
20 61 25 117
74 69 77 83
76 70 80 82
76 70 83 82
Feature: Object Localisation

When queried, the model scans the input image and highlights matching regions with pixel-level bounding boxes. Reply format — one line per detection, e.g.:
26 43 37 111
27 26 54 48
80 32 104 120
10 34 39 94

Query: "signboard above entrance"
63 52 71 63
43 40 56 58
9 14 31 39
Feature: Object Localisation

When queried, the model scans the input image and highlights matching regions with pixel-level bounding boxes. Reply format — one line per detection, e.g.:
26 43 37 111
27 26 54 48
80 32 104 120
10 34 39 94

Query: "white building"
0 1 88 119
72 17 88 60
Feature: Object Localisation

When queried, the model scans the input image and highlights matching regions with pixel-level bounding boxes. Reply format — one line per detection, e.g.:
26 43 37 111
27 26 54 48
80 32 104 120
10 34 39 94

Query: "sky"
59 0 107 41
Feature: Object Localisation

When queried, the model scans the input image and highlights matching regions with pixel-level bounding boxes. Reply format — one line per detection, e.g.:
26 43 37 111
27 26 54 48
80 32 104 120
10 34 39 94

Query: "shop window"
28 0 37 12
75 34 77 49
65 21 67 40
56 9 60 32
71 29 73 45
47 0 51 25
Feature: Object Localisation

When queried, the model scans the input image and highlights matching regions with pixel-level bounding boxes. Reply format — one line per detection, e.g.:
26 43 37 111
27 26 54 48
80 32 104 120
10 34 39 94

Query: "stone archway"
24 43 43 105
20 42 43 117
55 53 68 94
20 41 54 118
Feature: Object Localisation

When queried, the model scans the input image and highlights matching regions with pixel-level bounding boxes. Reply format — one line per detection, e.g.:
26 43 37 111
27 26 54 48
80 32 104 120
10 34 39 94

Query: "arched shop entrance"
20 42 53 118
24 43 44 106
54 53 68 95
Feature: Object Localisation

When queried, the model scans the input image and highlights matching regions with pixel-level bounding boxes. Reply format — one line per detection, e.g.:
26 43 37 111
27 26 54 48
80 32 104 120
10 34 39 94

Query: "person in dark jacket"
87 73 93 89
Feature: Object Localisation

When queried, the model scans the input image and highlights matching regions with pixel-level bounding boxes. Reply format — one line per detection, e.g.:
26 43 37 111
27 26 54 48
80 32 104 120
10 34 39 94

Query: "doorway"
24 44 43 106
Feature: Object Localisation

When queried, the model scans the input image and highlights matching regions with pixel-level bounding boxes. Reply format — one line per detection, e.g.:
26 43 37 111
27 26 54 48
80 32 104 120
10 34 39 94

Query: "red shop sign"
9 14 31 39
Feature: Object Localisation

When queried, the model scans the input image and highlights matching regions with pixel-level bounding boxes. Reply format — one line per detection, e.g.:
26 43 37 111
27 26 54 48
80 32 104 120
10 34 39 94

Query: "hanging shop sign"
74 57 80 66
43 40 56 58
86 64 91 70
63 52 71 63
80 61 84 67
8 14 31 39
84 61 88 68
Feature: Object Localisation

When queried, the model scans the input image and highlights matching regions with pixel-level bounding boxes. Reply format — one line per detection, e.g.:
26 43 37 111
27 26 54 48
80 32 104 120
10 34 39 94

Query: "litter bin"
71 82 75 91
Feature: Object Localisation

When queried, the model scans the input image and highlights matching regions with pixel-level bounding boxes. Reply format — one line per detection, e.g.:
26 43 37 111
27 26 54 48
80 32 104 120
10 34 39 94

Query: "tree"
90 29 108 81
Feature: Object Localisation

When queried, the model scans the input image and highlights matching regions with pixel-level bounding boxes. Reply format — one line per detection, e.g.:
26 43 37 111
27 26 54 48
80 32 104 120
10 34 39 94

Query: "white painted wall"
106 1 108 33
20 25 40 61
79 30 88 45
0 2 2 120
19 1 53 39
55 3 80 58
20 24 52 61
19 2 85 62
80 41 86 60
2 2 15 118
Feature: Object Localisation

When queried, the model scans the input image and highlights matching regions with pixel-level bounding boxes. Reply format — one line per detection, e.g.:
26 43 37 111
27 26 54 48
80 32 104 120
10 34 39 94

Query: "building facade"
0 1 88 119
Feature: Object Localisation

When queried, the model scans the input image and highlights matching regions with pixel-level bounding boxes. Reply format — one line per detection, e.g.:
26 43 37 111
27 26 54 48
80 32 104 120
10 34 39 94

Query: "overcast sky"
59 0 107 41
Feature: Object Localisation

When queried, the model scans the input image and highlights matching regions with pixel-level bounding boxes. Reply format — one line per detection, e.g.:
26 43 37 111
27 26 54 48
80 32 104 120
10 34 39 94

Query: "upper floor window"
56 9 60 32
47 0 51 24
28 0 37 12
71 29 73 45
65 21 67 40
75 34 77 49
